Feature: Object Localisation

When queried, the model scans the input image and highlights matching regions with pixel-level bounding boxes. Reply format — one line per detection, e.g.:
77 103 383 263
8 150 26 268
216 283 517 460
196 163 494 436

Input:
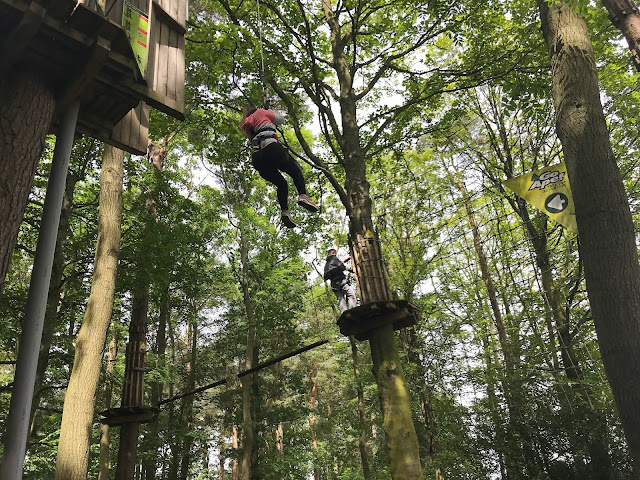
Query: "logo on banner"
503 162 577 233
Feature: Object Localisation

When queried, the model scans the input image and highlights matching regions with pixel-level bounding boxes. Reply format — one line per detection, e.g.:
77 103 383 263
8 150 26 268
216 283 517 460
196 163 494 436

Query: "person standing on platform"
323 248 357 313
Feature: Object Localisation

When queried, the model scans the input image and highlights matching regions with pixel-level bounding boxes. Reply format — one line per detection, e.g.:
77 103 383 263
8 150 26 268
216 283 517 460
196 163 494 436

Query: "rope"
256 0 270 109
158 338 334 406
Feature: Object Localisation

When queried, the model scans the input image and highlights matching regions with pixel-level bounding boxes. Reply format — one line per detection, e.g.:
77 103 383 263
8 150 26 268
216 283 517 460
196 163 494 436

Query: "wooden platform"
337 300 420 341
99 405 159 426
0 0 185 152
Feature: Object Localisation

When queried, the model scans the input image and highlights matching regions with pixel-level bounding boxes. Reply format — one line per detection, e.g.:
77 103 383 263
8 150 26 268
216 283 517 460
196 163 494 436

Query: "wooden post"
115 292 148 479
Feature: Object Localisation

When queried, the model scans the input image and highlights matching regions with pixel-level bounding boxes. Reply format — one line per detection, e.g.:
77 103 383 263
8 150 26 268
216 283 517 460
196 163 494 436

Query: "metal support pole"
0 99 80 480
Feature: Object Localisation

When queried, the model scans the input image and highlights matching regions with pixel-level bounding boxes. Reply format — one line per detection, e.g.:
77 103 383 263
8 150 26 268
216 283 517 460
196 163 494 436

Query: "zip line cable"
255 0 270 109
158 337 334 406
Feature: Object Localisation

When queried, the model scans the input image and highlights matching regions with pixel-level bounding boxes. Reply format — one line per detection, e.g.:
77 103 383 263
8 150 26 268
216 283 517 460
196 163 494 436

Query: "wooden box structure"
340 233 420 340
0 0 186 155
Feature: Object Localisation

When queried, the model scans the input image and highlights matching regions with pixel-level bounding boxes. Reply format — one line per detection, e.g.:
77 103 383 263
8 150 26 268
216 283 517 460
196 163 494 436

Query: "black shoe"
281 211 297 228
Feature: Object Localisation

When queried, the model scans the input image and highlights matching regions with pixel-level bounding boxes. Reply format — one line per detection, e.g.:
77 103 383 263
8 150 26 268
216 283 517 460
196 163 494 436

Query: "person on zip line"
240 106 319 228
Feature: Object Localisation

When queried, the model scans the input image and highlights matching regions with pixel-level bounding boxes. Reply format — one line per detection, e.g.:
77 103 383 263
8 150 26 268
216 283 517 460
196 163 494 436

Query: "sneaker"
297 194 319 212
281 210 297 228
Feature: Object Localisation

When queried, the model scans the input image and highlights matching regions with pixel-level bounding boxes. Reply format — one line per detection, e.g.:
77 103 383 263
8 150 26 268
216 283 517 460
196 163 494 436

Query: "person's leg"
252 148 290 211
252 147 296 228
334 288 348 313
271 144 318 212
271 144 306 194
344 284 357 310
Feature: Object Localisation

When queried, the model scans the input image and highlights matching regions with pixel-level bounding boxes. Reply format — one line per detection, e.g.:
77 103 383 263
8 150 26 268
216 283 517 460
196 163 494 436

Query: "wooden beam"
152 0 186 35
56 36 112 113
0 1 46 79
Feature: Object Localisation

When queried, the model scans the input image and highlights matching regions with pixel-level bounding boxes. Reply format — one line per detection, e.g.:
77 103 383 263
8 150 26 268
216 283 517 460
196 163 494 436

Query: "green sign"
122 2 149 76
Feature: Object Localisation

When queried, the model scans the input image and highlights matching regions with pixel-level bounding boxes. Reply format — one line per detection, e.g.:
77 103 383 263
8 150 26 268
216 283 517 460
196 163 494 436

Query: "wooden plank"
176 32 184 105
177 0 185 28
158 20 169 97
0 1 46 78
167 26 177 101
104 0 124 24
145 5 157 86
151 0 185 33
169 0 177 28
57 36 112 112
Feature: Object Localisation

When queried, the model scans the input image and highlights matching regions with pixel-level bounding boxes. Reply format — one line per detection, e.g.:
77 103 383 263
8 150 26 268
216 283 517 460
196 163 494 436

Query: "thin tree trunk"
54 144 124 480
238 227 257 480
98 325 120 480
538 0 640 468
454 175 545 477
29 158 86 437
0 72 55 292
309 362 322 480
232 424 239 480
144 286 169 480
348 337 372 480
116 280 149 479
178 317 198 480
168 316 180 480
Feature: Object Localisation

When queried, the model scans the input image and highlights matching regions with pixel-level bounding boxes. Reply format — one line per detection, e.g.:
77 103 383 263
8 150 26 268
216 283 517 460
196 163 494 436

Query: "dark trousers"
252 142 307 211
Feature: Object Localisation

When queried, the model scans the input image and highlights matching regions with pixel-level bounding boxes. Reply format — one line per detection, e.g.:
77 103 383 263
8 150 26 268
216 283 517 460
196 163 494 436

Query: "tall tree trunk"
143 286 170 480
0 72 55 292
348 337 372 480
168 316 181 480
98 325 120 480
454 175 545 477
601 0 640 70
178 316 198 480
320 3 422 477
238 227 258 480
29 158 86 438
537 0 640 468
232 423 239 480
54 144 124 480
477 311 508 480
309 362 322 480
116 280 150 479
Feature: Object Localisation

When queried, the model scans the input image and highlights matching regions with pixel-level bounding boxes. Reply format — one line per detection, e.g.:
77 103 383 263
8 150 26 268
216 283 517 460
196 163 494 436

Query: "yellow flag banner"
503 162 578 233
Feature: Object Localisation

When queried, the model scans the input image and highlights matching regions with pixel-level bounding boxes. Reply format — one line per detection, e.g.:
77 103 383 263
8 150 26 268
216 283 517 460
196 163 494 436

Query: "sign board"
503 162 578 233
105 0 186 154
122 1 149 75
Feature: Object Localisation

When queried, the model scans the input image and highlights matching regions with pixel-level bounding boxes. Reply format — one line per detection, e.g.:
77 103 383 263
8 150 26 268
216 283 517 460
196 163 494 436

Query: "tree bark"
601 0 640 70
349 337 372 480
29 159 85 438
319 1 422 477
143 286 170 480
0 72 55 292
238 226 258 480
98 325 120 480
178 317 198 480
309 362 322 480
116 279 149 479
54 144 124 480
538 0 640 469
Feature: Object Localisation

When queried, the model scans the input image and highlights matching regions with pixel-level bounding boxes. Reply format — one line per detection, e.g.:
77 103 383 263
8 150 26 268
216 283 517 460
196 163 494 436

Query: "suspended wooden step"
99 406 159 426
337 300 420 341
